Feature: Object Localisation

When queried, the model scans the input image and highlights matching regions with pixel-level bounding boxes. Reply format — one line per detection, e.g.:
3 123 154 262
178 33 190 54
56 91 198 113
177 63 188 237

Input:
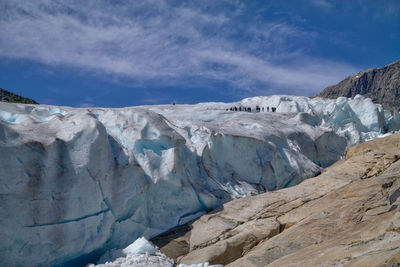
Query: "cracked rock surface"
156 133 400 266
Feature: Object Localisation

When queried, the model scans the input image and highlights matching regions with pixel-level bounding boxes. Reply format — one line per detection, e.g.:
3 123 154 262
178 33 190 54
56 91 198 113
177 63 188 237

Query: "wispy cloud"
0 0 357 95
309 0 333 9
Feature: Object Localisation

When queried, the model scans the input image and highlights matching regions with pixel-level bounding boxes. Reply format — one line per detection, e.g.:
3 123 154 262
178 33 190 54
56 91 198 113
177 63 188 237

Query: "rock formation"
0 88 38 104
316 59 400 110
157 132 400 266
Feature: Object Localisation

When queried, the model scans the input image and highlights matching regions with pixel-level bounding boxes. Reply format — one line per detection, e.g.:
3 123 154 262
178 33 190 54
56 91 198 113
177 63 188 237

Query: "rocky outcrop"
156 132 400 266
0 88 38 104
316 60 400 111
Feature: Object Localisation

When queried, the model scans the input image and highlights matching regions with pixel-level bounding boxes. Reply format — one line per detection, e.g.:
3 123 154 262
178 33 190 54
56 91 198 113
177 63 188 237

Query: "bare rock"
316 59 400 111
158 133 400 266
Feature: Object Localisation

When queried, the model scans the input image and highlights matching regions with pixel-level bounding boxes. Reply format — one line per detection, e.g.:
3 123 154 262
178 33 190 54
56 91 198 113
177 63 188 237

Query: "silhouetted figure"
272 107 276 112
234 107 238 111
267 107 270 112
247 107 251 112
239 107 242 111
262 107 264 112
256 105 260 112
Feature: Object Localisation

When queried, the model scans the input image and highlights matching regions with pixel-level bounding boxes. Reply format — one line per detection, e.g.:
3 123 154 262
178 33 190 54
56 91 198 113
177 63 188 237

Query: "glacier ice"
88 237 222 267
0 95 399 267
89 237 174 267
88 253 174 267
178 263 224 267
123 237 157 256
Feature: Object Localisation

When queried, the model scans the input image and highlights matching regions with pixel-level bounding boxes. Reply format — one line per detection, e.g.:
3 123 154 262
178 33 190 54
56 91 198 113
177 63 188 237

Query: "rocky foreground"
154 132 400 266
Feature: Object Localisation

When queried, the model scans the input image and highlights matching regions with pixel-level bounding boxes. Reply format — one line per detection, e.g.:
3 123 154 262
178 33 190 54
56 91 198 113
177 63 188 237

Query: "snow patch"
88 237 223 267
123 237 157 256
178 263 224 267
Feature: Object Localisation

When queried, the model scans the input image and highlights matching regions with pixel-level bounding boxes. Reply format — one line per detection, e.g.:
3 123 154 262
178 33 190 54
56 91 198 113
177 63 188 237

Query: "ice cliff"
0 95 399 266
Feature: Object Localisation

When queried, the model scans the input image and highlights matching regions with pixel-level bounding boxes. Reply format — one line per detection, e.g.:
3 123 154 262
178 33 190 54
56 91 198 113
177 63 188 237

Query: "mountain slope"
0 88 38 104
159 132 400 266
316 60 400 110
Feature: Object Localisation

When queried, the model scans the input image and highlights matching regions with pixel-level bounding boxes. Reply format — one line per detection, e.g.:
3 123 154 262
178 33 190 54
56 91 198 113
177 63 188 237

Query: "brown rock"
157 133 400 266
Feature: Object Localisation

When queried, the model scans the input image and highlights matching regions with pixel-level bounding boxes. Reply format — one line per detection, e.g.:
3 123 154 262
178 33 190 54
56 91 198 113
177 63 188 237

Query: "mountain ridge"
0 88 38 104
316 59 400 110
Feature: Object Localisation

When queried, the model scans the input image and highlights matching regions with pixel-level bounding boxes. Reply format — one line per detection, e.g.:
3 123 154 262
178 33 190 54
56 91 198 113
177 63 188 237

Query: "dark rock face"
316 60 400 111
0 88 38 104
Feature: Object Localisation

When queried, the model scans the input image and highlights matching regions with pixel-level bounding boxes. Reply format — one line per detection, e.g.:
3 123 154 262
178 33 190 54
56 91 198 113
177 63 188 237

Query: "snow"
178 263 224 267
88 237 222 267
122 237 157 256
89 253 174 267
0 95 399 267
88 245 174 267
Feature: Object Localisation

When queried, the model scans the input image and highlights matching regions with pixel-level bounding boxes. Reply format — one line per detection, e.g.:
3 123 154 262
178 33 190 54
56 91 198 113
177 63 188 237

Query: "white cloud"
309 0 333 9
0 0 357 95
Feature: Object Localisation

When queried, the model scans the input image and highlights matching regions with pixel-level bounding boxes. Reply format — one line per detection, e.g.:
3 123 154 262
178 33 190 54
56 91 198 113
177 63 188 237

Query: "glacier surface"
0 95 399 266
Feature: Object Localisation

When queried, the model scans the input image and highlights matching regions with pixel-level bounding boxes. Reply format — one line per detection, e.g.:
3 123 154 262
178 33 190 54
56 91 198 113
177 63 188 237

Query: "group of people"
226 105 276 112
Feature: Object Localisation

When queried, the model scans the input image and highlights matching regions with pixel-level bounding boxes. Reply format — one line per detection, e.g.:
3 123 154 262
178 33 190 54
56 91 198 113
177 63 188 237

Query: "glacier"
0 95 399 267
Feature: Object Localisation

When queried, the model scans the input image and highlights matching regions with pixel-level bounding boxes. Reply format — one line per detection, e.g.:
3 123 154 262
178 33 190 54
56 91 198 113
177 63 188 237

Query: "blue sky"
0 0 399 107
